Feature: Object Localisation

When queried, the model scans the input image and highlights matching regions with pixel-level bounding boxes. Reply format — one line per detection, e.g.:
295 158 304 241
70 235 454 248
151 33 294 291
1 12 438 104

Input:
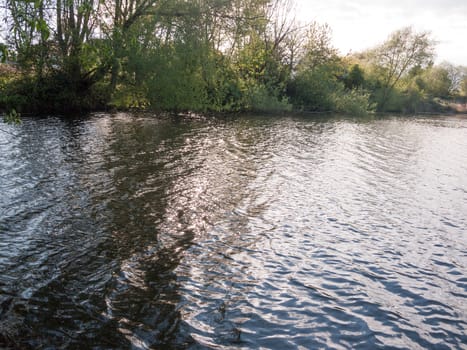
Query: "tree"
344 64 365 90
0 44 8 63
419 66 451 98
461 76 467 97
287 22 345 111
97 0 162 92
4 0 51 76
440 62 467 96
366 27 435 110
54 0 101 84
288 21 338 109
295 22 338 72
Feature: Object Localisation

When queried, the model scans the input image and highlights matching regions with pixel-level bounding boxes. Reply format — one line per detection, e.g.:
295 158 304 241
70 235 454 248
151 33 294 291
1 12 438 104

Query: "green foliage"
1 0 462 116
289 59 346 111
0 45 8 63
0 65 26 112
1 71 110 113
0 63 17 86
418 66 452 98
461 77 467 97
203 54 246 112
145 44 208 112
344 64 365 90
247 83 292 112
284 21 374 115
331 88 374 115
297 22 338 72
34 18 50 41
288 67 372 115
3 109 22 124
375 87 421 113
363 27 435 111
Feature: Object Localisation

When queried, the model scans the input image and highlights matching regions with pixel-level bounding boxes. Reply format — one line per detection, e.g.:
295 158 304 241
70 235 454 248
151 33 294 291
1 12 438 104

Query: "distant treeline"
1 0 466 115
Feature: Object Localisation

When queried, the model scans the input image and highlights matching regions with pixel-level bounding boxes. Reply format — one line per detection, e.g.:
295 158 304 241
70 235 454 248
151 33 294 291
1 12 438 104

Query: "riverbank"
2 62 466 118
1 62 466 118
448 102 467 113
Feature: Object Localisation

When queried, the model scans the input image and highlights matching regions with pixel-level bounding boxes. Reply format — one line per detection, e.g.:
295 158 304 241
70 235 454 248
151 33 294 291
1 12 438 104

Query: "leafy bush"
247 84 292 113
375 86 423 113
288 63 372 115
332 88 374 115
1 71 111 113
287 67 336 111
3 108 21 124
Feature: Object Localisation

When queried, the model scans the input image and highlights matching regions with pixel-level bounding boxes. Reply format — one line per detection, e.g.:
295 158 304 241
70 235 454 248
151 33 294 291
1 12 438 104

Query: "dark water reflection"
0 113 466 349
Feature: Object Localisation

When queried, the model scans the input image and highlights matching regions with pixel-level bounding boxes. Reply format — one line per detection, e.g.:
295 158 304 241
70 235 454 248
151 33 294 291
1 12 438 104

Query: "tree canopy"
0 0 465 116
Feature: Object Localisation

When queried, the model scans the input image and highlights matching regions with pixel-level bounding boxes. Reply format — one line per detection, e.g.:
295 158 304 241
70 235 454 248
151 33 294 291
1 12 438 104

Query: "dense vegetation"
1 0 466 116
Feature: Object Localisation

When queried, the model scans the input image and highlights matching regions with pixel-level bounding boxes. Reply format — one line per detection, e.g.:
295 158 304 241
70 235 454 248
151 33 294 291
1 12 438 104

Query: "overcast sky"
294 0 467 66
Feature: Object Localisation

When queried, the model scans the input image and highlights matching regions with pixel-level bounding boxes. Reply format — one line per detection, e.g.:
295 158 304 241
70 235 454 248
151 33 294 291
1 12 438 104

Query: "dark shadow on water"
1 113 268 348
0 114 200 348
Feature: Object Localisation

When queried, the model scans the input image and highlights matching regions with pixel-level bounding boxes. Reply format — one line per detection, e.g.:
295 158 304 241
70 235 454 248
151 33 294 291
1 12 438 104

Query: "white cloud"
294 0 467 65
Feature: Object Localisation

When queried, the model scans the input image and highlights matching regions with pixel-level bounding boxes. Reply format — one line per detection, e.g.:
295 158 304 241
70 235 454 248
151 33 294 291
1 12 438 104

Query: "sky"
294 0 467 66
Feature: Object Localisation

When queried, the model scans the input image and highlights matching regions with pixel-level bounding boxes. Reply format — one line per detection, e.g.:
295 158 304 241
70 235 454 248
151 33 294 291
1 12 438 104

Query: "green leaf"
4 109 22 125
36 19 50 40
0 44 7 63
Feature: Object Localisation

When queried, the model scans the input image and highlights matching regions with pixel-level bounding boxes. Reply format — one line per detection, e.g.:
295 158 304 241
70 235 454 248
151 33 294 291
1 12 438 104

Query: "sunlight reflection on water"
0 113 466 349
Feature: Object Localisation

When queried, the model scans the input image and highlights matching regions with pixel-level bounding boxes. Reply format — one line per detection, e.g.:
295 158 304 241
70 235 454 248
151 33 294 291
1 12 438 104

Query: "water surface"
1 113 466 349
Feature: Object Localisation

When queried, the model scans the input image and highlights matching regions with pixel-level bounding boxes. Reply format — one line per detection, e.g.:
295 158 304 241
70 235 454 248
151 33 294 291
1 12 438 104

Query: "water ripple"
1 114 466 349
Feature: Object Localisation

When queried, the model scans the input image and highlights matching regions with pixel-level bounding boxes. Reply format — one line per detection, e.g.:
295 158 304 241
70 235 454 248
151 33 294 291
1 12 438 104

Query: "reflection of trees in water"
0 114 275 348
0 115 193 348
98 115 196 348
100 114 274 348
0 116 120 348
163 117 281 347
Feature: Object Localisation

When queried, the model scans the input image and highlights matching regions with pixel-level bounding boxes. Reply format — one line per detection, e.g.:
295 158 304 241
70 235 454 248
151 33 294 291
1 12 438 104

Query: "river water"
0 113 466 349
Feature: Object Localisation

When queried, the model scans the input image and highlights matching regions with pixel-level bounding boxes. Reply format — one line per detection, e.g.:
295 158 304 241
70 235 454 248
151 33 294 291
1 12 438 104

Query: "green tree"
101 0 164 93
287 21 341 111
460 77 467 97
418 66 451 98
4 0 50 76
366 27 435 110
344 64 365 90
288 64 338 111
0 44 8 63
296 22 338 72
